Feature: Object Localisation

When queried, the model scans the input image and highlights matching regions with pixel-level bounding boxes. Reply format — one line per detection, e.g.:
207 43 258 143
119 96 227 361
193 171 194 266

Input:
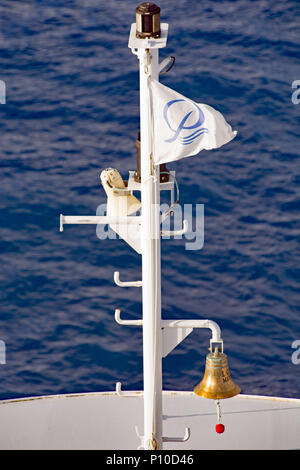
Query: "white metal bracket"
60 214 141 232
128 23 168 52
115 309 143 326
161 319 223 358
161 327 193 358
161 219 188 237
159 55 175 75
210 338 224 353
115 382 143 398
134 426 190 449
162 427 191 443
114 271 142 288
116 381 124 396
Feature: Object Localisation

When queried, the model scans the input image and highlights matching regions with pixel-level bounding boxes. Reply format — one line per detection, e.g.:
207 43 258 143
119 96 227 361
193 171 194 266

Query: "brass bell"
194 348 241 400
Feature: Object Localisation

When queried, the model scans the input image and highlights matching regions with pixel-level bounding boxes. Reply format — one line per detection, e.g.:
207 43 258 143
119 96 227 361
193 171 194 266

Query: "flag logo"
150 80 237 165
163 99 209 145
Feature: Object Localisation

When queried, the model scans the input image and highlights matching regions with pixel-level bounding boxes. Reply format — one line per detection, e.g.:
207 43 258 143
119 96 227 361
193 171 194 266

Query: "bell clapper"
214 348 225 433
215 399 225 434
216 399 221 422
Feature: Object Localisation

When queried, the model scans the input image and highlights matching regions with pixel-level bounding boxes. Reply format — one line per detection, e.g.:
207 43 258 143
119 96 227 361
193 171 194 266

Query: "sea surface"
0 0 299 401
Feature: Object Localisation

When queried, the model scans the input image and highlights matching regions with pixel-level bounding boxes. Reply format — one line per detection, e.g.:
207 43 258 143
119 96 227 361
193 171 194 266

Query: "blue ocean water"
0 0 299 401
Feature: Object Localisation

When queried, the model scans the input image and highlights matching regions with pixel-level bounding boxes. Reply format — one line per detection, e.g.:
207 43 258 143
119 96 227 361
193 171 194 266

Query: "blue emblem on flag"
163 99 208 145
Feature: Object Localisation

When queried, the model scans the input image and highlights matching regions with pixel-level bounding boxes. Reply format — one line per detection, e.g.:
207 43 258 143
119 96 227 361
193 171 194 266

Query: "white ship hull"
0 391 299 450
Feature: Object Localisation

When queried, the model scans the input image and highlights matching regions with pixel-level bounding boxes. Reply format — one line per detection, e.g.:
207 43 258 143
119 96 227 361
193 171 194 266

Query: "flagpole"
139 44 163 450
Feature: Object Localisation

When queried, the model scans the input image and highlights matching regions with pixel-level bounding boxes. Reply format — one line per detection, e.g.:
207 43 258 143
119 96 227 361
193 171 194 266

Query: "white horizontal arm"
161 319 222 343
161 219 188 237
60 214 141 232
162 427 191 443
114 271 142 288
115 309 143 326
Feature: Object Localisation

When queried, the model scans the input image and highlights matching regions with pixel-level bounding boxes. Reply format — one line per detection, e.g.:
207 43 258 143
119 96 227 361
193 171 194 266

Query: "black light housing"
136 3 161 39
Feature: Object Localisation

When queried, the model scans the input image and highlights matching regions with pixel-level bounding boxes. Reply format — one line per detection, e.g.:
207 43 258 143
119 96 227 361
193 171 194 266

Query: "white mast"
139 45 162 450
136 5 162 450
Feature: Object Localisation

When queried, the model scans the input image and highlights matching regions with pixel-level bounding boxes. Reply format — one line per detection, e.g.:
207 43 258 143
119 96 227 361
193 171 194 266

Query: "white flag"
150 80 237 165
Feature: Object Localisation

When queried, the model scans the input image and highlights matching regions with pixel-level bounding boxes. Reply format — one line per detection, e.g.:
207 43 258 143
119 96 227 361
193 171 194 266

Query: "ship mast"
60 2 233 451
137 13 162 451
